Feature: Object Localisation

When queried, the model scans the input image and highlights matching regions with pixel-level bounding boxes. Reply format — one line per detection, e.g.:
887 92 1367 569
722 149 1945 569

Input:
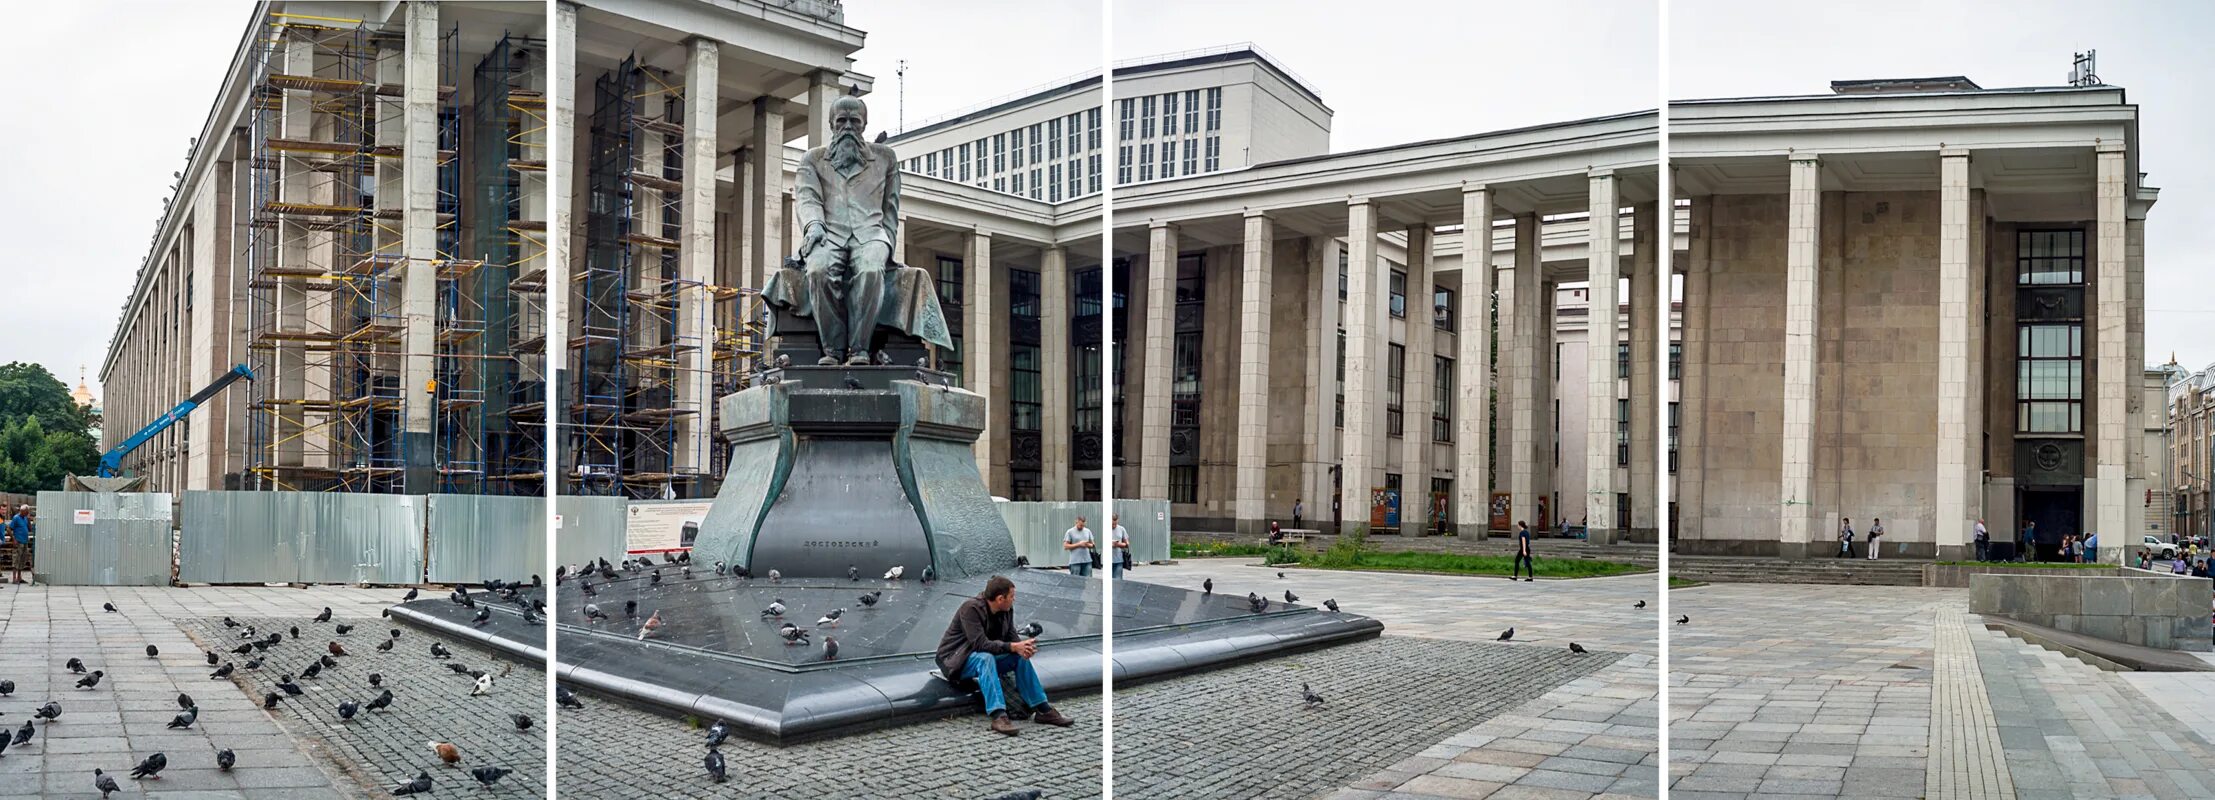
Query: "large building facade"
1671 79 2159 560
2168 361 2215 540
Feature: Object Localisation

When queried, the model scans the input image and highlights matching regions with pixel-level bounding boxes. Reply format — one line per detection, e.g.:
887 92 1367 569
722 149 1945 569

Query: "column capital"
1938 147 1971 159
1346 195 1371 208
1242 208 1269 220
1148 219 1176 232
810 68 842 84
1787 151 1822 165
1587 168 1616 179
754 96 786 114
682 35 722 51
2095 140 2127 154
1461 182 1490 194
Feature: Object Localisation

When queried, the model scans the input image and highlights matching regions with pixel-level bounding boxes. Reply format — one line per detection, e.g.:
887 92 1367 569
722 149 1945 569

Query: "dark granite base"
393 567 1380 742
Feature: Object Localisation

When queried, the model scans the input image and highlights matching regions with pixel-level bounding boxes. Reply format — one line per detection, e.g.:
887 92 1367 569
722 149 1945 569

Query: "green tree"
0 362 99 493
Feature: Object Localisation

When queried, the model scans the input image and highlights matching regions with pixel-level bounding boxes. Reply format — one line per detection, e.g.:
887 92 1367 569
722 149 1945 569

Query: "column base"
1337 521 1371 538
1587 527 1619 545
1627 526 1658 545
1397 521 1431 537
1776 541 1816 560
1935 544 1972 561
1454 523 1494 539
1233 518 1271 537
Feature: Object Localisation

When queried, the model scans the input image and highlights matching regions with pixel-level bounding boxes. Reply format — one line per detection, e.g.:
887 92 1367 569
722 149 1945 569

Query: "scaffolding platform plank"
265 137 365 156
626 171 681 194
265 73 367 94
508 267 548 292
621 232 679 250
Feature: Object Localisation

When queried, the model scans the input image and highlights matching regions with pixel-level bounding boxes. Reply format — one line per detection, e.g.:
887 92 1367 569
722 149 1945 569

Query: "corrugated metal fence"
999 499 1171 567
33 491 174 586
553 496 629 567
426 495 549 584
178 491 424 585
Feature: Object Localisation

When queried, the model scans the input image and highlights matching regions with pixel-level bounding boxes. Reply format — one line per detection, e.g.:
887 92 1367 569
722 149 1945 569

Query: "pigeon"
1015 555 1031 568
638 610 664 640
103 602 116 613
277 677 303 696
10 721 29 745
584 603 608 622
224 616 240 628
66 658 86 674
313 608 332 623
368 672 383 688
430 741 461 766
176 693 194 710
705 748 727 783
35 702 62 721
216 748 235 771
129 751 166 779
328 642 348 657
705 720 729 748
376 638 395 653
556 686 584 709
1302 682 1325 707
1247 593 1268 613
165 706 198 730
244 657 264 671
76 670 104 690
714 560 727 576
624 600 637 618
858 591 882 609
875 350 892 366
431 642 453 659
230 643 252 656
366 689 393 712
391 628 402 639
1678 615 1690 625
289 626 299 640
843 375 864 390
580 581 596 597
94 768 120 798
822 636 839 661
0 679 12 696
335 624 354 635
1278 571 1287 579
471 766 511 788
472 607 492 627
392 770 433 795
1323 598 1340 612
302 661 323 679
471 673 494 696
0 733 7 758
262 692 281 710
816 608 844 628
768 569 782 583
1634 600 1647 609
521 607 541 626
510 713 533 731
446 663 472 676
761 600 787 619
1017 621 1044 639
921 565 935 584
1569 642 1588 654
1202 578 1213 595
337 700 359 721
849 565 859 582
1497 627 1515 642
884 565 904 581
649 571 661 586
1285 590 1299 604
982 792 1045 800
403 588 419 602
779 625 811 645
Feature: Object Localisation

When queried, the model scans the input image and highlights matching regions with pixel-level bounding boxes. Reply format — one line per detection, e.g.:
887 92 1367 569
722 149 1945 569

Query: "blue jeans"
1068 561 1092 577
2083 546 2096 563
966 652 1047 716
1111 557 1124 579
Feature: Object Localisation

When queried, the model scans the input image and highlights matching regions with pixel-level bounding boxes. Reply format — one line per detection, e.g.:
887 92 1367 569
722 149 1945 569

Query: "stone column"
550 1 576 439
965 230 1000 493
1679 196 1711 543
1629 202 1659 542
672 38 720 484
748 99 786 298
1780 154 1823 557
1139 222 1177 501
1040 245 1072 499
1935 149 1975 558
400 1 439 491
2093 141 2128 541
1234 212 1274 534
1400 223 1435 536
1454 187 1495 536
1584 170 1621 543
1506 213 1542 530
1303 236 1342 526
1342 199 1384 536
808 70 839 150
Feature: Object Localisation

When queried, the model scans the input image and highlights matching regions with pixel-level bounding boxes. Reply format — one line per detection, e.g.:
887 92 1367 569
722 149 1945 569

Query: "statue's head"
827 96 869 168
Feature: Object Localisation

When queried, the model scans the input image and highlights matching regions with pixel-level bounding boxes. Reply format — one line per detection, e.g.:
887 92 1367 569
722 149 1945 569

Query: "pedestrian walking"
1511 521 1536 581
1062 517 1096 577
2020 520 2037 562
1109 514 1130 580
1973 519 1990 562
4 505 29 585
1866 518 1885 560
1837 518 1856 559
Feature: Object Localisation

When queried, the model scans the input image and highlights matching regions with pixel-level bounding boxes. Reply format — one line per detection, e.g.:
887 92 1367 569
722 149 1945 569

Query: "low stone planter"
1924 564 2122 588
1968 571 2212 652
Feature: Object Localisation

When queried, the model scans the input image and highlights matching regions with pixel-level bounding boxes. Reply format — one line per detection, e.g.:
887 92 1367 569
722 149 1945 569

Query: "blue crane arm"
97 363 256 478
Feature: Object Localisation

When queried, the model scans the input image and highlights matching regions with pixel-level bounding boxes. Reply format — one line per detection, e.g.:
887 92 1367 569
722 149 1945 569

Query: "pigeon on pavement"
1203 578 1212 595
176 693 194 710
815 609 844 628
858 591 882 609
277 677 303 696
884 565 905 581
366 689 393 712
637 610 663 640
760 600 786 619
1678 615 1690 625
471 673 494 696
128 752 166 780
430 741 460 766
470 766 511 787
1302 683 1325 707
705 748 727 783
376 638 395 653
430 642 453 659
403 588 419 602
368 672 383 688
705 720 729 748
556 686 584 709
216 749 235 771
510 713 533 731
262 692 281 710
1634 600 1647 609
1323 598 1339 612
145 645 158 658
103 603 116 613
472 607 492 627
391 770 432 795
35 702 62 721
848 565 858 582
313 607 332 623
76 671 104 690
1569 642 1588 654
1016 621 1043 639
1497 627 1515 642
823 636 839 661
93 769 120 798
0 679 12 695
336 701 359 721
165 706 198 730
66 658 85 673
335 624 354 635
1285 590 1299 604
11 721 30 745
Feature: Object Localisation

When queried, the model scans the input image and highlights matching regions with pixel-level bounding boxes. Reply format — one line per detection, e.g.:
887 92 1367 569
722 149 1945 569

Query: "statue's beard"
829 131 864 171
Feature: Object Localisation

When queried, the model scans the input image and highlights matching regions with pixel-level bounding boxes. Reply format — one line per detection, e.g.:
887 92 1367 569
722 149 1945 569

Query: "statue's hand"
799 223 826 259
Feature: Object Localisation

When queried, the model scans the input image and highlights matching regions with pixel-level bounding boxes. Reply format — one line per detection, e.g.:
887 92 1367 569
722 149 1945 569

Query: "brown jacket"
936 594 1015 680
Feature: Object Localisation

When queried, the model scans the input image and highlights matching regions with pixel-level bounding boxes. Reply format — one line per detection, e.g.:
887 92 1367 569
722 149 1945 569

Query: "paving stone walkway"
1927 609 2015 799
1131 559 1660 799
0 584 404 799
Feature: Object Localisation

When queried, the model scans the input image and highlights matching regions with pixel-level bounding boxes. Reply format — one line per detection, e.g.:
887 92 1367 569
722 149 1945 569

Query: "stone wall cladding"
1968 572 2212 651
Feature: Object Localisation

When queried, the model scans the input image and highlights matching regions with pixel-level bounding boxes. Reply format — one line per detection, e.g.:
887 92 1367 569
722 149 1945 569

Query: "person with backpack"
1063 516 1096 577
1837 518 1856 559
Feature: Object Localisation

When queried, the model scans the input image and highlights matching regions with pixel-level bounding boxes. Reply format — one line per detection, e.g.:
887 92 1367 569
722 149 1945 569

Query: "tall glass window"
2018 323 2083 433
2019 229 2086 285
936 256 964 382
1204 137 1220 171
1433 286 1454 331
1205 87 1222 130
1089 153 1101 194
1387 343 1406 437
1617 341 1631 379
1029 124 1043 164
1139 143 1154 181
1182 139 1197 176
1011 128 1025 169
1184 89 1201 133
1117 99 1134 141
1617 398 1630 466
1389 271 1407 318
1087 107 1101 150
1047 119 1062 160
1162 92 1178 136
957 143 970 182
1434 355 1454 442
1668 401 1681 473
1669 342 1683 381
1117 146 1132 184
1141 96 1155 138
993 134 1006 174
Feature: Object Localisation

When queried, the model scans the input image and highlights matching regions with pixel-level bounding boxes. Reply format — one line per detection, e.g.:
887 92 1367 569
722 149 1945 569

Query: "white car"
2142 535 2179 560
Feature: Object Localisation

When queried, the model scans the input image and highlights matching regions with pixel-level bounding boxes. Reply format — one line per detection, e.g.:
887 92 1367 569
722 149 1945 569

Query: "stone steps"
1666 556 1928 586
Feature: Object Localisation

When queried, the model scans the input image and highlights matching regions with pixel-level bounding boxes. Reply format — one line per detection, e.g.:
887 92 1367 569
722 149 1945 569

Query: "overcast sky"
843 1 1102 136
2 3 246 396
1674 0 2215 370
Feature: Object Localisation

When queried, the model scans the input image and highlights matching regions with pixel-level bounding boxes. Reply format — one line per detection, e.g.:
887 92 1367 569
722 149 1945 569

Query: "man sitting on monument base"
936 576 1076 736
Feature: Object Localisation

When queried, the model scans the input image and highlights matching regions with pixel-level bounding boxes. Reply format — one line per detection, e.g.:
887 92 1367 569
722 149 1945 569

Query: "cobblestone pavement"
1670 582 2215 800
178 615 546 799
552 683 1100 798
0 584 410 799
1130 559 1660 799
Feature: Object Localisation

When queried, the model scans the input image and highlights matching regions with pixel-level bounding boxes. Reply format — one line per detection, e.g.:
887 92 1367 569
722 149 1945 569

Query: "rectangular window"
1389 270 1407 318
1668 401 1681 474
1048 119 1063 160
1434 286 1454 331
1089 154 1101 194
1011 128 1025 169
2018 322 2084 433
1338 248 1348 301
1617 341 1631 379
1335 329 1346 428
1117 99 1134 141
1011 268 1042 434
1067 113 1082 154
1087 107 1101 150
1669 342 1683 381
1141 96 1156 138
1169 465 1198 504
1617 398 1630 467
924 152 936 177
1204 137 1221 171
1140 143 1154 181
1067 159 1081 198
957 143 970 182
1028 168 1041 200
2018 229 2086 285
1173 331 1202 427
993 134 1006 174
1160 147 1175 179
1117 146 1132 184
993 177 1005 192
974 138 988 180
1049 164 1062 202
1387 343 1406 437
936 256 964 381
1184 89 1201 133
1029 123 1043 163
1206 87 1222 130
1182 139 1197 175
1162 92 1178 136
1434 355 1454 442
1011 172 1024 195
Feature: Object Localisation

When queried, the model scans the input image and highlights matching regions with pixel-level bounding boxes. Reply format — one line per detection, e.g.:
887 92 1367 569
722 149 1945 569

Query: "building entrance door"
2021 487 2082 562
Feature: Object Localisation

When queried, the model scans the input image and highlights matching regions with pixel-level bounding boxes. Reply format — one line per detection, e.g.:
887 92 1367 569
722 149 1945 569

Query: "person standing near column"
4 504 27 585
1974 519 1990 562
1866 518 1884 560
1109 513 1130 579
2020 520 2037 562
1291 498 1303 530
2083 530 2098 564
1837 518 1855 559
1512 521 1536 581
1063 516 1095 577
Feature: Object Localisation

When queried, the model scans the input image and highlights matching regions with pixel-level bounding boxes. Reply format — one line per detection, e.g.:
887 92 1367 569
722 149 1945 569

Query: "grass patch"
1286 548 1643 579
1933 560 2114 569
1668 576 1704 588
1170 541 1281 559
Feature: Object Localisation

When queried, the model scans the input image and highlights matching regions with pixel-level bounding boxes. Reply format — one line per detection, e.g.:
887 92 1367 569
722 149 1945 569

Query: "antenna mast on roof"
2069 50 2099 87
896 59 907 133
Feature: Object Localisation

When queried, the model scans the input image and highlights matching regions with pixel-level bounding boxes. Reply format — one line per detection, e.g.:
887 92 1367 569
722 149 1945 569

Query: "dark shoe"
1032 707 1075 728
1523 578 1534 582
989 712 1017 736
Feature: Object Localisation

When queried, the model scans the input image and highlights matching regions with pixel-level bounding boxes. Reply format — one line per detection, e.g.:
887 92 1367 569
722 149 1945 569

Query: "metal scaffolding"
470 33 549 495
